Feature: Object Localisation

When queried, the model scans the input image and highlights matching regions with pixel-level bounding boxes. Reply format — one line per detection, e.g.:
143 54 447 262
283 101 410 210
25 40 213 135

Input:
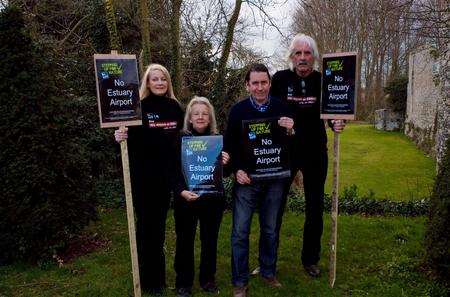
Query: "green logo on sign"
101 63 123 75
327 60 343 71
248 122 271 135
187 140 208 151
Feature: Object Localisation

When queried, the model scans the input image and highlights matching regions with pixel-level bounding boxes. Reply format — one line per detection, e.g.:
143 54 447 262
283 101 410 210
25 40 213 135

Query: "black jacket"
127 94 184 193
271 69 328 153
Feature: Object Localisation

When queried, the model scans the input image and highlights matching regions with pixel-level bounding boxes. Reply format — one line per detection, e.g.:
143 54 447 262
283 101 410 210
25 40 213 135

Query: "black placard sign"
242 117 290 181
321 52 358 120
181 135 224 195
94 54 142 128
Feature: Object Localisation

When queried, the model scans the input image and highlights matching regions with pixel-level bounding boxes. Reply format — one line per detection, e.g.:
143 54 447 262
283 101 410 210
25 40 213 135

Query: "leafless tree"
291 0 428 120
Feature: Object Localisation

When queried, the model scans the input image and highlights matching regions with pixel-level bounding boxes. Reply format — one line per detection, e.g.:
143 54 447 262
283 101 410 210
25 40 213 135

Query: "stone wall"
405 45 449 168
434 52 450 167
405 46 439 154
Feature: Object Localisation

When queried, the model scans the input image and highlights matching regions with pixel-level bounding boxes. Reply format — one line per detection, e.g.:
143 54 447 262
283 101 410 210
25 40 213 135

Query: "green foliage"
210 66 248 132
222 181 429 216
223 177 234 209
0 5 97 264
384 75 408 114
61 95 122 208
425 137 450 285
183 38 216 100
84 0 111 54
287 185 429 216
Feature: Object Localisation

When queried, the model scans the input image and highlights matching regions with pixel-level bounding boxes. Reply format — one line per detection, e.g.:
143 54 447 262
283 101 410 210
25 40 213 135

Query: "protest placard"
94 54 142 127
242 117 290 181
181 135 223 195
321 52 358 120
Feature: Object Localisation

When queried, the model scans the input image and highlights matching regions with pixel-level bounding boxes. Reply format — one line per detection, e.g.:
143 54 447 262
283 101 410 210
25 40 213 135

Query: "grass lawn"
1 208 446 297
324 123 435 201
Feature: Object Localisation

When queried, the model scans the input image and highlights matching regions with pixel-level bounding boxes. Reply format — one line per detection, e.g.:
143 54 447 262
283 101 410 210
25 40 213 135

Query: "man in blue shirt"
224 63 294 297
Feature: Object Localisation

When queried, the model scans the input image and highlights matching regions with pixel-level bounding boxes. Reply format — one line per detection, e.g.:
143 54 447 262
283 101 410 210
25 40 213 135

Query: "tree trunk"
170 0 182 99
210 0 243 130
140 0 151 69
103 0 122 51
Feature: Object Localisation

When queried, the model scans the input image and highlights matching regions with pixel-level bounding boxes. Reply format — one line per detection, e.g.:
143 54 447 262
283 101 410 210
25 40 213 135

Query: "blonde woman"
172 97 229 297
114 64 183 295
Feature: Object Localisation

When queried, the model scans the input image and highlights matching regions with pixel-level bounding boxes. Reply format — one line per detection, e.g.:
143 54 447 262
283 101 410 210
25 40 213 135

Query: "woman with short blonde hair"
183 96 218 134
173 96 229 296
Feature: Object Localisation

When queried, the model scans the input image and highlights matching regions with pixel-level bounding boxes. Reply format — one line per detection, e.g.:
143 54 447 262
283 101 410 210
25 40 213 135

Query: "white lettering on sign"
110 98 133 106
329 93 349 100
256 156 281 165
189 164 216 172
261 138 272 145
107 89 134 97
190 173 213 182
197 155 207 162
327 85 349 92
114 79 125 86
253 147 281 156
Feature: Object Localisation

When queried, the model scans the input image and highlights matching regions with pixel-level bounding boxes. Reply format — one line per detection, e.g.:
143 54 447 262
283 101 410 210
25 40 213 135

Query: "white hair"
183 96 218 134
286 33 320 71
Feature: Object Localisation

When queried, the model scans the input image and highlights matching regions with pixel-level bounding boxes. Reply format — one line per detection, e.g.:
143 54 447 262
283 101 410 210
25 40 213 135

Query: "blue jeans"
231 179 288 286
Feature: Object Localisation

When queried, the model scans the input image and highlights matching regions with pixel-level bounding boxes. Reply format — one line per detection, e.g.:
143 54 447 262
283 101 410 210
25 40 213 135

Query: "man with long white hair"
270 33 345 278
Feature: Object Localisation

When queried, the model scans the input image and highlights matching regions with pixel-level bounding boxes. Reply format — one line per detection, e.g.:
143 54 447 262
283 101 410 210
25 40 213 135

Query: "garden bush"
424 137 450 285
221 180 428 216
0 5 97 264
384 75 408 115
287 185 429 216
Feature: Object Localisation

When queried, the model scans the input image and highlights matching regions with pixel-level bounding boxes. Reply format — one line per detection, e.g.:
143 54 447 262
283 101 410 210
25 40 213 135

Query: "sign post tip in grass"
94 50 142 297
329 132 340 288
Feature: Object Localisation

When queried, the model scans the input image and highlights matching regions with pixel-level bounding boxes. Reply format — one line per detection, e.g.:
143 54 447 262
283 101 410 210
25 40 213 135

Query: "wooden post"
321 50 357 288
329 131 340 288
110 49 141 297
119 126 142 297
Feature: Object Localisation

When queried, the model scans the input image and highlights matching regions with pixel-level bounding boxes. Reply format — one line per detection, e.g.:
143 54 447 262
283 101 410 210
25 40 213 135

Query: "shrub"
223 180 429 216
0 5 97 264
384 75 408 115
223 177 234 210
61 95 122 208
424 137 450 285
287 185 429 216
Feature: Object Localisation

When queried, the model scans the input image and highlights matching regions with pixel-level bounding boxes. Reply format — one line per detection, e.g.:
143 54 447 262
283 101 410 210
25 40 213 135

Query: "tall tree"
103 0 122 51
209 0 243 129
292 0 418 120
171 0 183 98
140 0 152 67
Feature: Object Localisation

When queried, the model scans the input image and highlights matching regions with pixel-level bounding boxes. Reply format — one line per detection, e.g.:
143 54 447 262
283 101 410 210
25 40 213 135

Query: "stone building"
374 109 403 131
405 45 449 168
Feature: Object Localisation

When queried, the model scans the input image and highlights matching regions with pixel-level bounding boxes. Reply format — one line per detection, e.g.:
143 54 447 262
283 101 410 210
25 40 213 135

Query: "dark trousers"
174 197 224 289
133 181 170 292
277 150 328 266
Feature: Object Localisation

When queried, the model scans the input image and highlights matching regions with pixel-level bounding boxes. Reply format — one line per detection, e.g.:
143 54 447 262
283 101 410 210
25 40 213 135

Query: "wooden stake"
329 131 340 288
107 48 141 296
119 126 142 297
